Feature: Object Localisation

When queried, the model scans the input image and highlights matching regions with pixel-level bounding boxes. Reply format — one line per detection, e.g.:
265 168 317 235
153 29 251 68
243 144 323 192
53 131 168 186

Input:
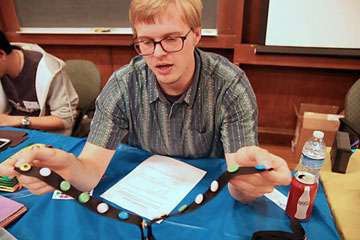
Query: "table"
1 127 340 239
320 148 360 240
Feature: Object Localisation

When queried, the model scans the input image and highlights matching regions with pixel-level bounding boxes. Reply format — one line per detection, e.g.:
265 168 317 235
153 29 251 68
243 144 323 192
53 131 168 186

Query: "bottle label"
301 154 324 167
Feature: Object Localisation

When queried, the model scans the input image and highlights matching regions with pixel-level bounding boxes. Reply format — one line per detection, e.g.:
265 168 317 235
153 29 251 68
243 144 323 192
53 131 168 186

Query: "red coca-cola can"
285 171 318 221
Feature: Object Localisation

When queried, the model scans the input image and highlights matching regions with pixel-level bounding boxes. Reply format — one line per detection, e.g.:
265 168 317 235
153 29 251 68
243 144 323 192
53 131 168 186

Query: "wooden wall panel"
242 0 262 44
0 10 5 31
0 0 18 32
111 46 138 73
218 0 242 35
243 64 359 135
201 48 234 62
234 44 360 70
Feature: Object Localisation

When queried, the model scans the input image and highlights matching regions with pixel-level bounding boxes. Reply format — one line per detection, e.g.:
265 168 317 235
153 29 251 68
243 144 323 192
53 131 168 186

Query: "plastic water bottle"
299 130 326 181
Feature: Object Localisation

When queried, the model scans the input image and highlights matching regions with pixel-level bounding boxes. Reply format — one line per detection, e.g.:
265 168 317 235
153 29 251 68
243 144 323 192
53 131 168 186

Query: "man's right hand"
0 142 116 195
0 147 77 195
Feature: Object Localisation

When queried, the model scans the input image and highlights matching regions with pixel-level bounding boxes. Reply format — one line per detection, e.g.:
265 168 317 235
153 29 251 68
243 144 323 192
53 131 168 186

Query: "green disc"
178 204 187 212
60 181 71 191
227 165 239 173
78 192 90 203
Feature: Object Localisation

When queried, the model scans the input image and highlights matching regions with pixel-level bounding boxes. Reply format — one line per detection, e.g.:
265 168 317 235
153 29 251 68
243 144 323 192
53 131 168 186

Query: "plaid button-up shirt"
88 48 258 159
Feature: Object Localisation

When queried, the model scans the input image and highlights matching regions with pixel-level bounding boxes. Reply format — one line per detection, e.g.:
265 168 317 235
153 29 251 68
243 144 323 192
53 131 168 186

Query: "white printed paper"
101 155 206 220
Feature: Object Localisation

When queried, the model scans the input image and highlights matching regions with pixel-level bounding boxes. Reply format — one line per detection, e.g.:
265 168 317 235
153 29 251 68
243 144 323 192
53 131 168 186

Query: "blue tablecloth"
0 127 340 239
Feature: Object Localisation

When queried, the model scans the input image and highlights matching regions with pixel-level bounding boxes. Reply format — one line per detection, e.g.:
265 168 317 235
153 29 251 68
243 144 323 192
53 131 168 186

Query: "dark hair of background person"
0 30 13 55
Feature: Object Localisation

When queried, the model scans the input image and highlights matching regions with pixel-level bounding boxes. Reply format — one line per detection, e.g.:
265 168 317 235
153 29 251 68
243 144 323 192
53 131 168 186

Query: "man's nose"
153 42 167 57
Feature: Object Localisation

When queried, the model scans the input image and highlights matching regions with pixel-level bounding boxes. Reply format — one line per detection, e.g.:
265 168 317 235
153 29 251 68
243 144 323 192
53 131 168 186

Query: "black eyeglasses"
131 29 192 56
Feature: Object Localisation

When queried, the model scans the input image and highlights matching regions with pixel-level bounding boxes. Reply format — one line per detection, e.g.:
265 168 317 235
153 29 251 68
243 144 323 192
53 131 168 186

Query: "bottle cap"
313 130 324 139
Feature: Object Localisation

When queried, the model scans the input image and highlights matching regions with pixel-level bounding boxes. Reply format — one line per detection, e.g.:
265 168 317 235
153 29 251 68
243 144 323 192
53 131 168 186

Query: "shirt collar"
147 48 201 108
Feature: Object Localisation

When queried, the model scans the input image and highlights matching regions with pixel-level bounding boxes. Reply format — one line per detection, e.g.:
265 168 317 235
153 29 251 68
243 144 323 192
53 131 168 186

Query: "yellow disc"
20 163 32 172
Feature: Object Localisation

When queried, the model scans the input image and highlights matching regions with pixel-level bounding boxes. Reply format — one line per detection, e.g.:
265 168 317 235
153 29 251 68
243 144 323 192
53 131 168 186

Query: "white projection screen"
257 0 360 57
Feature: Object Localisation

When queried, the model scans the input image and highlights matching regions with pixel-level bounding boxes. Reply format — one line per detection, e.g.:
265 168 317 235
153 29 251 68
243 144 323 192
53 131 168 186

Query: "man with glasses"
0 0 291 204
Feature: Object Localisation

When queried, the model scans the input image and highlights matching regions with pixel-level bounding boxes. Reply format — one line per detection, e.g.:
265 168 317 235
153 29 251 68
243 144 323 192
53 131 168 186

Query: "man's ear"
193 27 202 46
0 49 7 60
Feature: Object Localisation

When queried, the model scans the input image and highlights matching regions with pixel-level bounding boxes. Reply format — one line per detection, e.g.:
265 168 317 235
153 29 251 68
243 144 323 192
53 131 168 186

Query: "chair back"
64 59 102 137
345 78 360 130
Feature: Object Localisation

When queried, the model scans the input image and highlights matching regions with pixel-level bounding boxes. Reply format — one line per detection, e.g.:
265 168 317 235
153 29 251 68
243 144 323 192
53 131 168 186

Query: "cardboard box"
294 112 343 163
291 103 340 152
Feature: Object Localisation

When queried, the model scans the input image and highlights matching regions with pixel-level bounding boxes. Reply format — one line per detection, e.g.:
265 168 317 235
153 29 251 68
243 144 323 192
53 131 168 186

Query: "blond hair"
129 0 203 36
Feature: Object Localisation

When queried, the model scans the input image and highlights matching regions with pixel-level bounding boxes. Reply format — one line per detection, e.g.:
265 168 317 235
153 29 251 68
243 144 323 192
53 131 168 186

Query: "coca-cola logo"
298 200 309 206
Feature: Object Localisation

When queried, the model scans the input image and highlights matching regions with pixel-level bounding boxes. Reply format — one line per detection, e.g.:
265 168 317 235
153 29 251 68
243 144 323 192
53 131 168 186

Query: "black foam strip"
14 166 143 227
14 165 273 240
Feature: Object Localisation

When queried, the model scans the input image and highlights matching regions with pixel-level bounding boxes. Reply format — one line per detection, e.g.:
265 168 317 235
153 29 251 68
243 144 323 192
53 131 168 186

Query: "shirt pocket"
186 126 213 158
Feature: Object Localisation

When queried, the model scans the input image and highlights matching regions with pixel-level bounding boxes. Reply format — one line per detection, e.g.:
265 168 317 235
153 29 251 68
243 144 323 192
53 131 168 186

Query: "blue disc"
118 211 129 220
255 165 266 170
